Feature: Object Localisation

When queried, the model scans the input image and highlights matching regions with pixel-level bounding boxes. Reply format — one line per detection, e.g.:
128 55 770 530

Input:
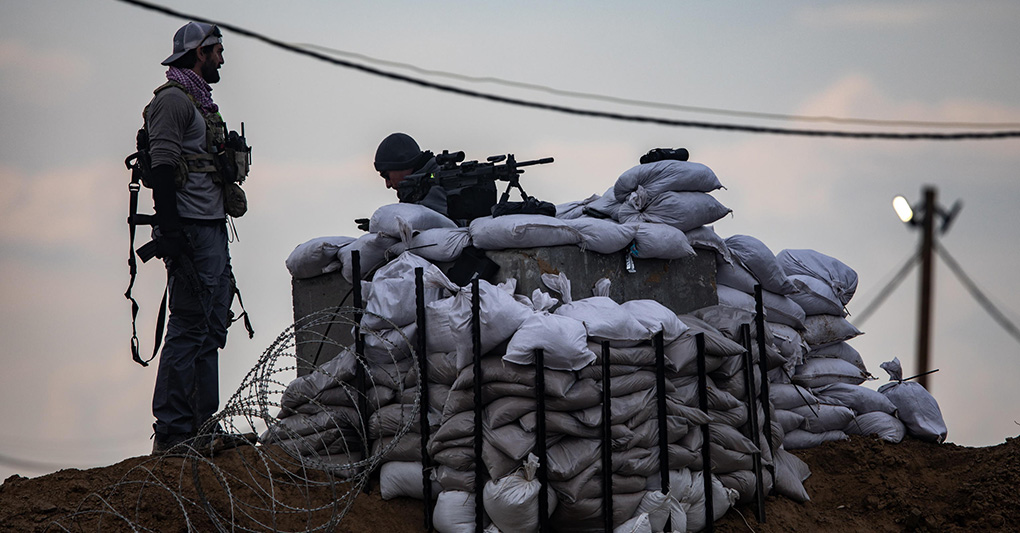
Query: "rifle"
398 150 554 222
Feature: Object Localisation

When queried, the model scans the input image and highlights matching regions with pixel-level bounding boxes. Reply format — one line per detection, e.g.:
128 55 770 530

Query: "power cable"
117 0 1020 141
935 243 1020 346
300 42 1020 130
851 248 921 329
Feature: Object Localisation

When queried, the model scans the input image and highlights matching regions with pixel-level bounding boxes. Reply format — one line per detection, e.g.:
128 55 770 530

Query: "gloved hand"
149 164 189 259
355 218 370 232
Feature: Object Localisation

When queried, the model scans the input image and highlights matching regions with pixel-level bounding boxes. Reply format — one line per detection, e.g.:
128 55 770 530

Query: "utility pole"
916 186 936 391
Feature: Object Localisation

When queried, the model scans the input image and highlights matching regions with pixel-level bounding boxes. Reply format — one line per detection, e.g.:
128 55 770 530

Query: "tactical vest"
142 81 250 217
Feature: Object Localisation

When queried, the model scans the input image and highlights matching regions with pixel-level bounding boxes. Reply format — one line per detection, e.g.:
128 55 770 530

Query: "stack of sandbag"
715 235 806 331
469 213 699 262
554 160 733 261
685 305 816 504
771 249 883 447
338 203 462 282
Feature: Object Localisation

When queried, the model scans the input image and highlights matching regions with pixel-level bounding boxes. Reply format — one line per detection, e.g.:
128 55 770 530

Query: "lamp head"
893 195 915 224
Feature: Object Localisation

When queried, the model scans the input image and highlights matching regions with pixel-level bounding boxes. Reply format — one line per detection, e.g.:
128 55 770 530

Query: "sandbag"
801 314 863 348
434 490 480 533
555 193 601 220
380 461 441 500
562 217 638 254
723 235 796 295
631 222 696 260
772 446 812 502
483 454 558 533
619 299 689 343
793 358 870 388
285 236 354 279
844 411 906 443
369 202 457 238
390 226 471 263
877 358 947 443
789 274 846 317
782 429 848 450
684 225 733 264
543 273 651 345
807 341 867 373
504 290 597 371
469 215 584 250
617 187 732 231
791 403 856 433
340 232 400 282
813 382 897 416
362 252 446 331
777 248 858 306
583 186 623 220
614 160 724 201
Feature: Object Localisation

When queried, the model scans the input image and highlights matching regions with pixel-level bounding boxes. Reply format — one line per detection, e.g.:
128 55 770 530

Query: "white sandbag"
788 274 846 317
782 428 849 450
772 446 812 503
716 285 756 314
777 248 858 306
504 290 597 371
769 383 819 410
392 226 472 263
774 409 806 433
362 252 446 331
807 341 867 373
844 411 907 443
812 382 897 415
483 454 557 533
723 235 796 295
617 187 732 231
801 314 863 348
614 512 652 533
614 160 723 201
761 289 807 330
469 215 584 250
583 186 623 220
877 358 947 443
768 322 808 367
285 236 354 279
340 232 400 283
631 222 696 260
555 193 600 220
424 274 534 370
715 259 759 295
791 403 856 433
682 471 737 533
684 225 733 264
619 299 689 343
279 346 358 411
434 490 480 533
369 202 457 238
543 273 651 345
562 217 638 254
793 358 869 388
380 461 441 500
362 322 417 365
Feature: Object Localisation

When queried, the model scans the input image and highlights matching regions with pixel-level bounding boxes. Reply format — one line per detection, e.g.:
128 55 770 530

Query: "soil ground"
2 434 1018 532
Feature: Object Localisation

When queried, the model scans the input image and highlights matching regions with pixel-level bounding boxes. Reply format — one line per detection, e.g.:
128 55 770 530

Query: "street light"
892 186 962 392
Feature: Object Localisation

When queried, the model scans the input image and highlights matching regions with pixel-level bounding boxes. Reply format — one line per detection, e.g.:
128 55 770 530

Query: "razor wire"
45 306 421 532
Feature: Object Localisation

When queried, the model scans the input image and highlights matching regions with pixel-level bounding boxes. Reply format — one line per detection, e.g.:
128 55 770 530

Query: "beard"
200 58 220 84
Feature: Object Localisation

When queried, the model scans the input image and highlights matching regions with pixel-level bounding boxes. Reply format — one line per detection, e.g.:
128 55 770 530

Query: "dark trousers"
152 223 233 439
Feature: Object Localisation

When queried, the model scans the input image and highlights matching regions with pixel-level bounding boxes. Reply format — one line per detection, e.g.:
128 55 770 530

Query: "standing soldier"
143 21 252 455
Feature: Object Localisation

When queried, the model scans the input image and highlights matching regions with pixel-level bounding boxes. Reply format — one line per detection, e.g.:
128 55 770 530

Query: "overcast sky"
2 0 1019 480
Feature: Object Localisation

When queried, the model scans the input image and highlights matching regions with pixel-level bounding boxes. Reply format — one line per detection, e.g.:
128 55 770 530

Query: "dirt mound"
2 434 1018 532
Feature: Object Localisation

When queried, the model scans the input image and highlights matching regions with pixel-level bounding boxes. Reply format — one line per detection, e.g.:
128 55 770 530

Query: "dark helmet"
374 133 423 172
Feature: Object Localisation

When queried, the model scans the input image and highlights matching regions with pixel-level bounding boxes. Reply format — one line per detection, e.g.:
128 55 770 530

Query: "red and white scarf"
166 66 218 115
